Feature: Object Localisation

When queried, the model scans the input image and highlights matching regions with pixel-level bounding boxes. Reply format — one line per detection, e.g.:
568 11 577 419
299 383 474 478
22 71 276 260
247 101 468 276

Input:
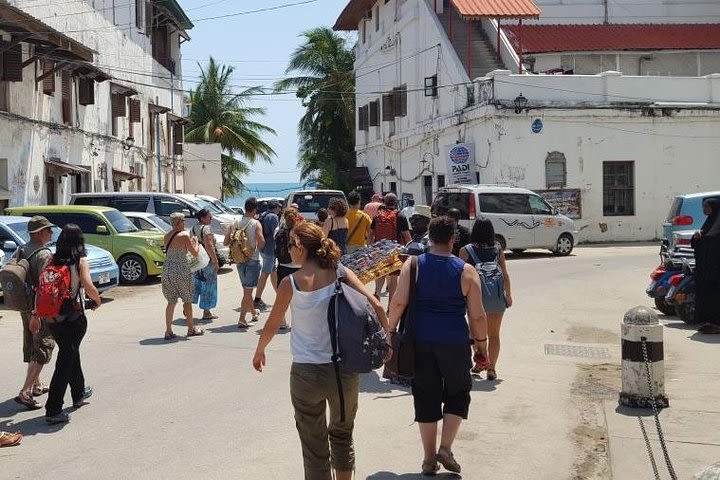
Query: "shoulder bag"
384 255 417 378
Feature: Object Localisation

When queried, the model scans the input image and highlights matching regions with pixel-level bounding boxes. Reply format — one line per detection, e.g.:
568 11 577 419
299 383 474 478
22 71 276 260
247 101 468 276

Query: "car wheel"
553 233 574 256
654 297 676 316
676 303 697 324
119 254 148 284
495 235 507 251
511 249 526 255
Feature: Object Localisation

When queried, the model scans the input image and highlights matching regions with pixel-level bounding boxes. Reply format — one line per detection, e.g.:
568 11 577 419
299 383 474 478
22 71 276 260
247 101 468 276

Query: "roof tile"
451 0 541 19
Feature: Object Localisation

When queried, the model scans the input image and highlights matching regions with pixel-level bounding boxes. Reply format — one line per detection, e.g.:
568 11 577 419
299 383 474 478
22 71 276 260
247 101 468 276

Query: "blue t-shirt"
413 253 469 344
259 212 279 256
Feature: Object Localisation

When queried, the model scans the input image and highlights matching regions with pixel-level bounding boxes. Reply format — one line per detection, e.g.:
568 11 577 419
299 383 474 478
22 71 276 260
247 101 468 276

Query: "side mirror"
3 240 17 251
182 209 192 218
552 208 559 216
96 225 109 235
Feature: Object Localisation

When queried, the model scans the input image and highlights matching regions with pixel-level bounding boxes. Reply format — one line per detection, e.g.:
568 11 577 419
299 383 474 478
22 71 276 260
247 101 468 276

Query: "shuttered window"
129 98 141 123
393 85 407 117
545 151 567 189
358 105 369 131
111 93 126 136
145 1 152 37
42 61 55 95
173 123 183 155
61 71 72 125
1 44 22 82
369 100 379 127
381 94 394 121
78 77 94 105
135 0 144 30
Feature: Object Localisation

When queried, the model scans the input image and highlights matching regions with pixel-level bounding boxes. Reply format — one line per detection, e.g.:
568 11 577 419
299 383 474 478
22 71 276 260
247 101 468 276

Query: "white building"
0 0 191 209
183 143 222 200
335 0 720 241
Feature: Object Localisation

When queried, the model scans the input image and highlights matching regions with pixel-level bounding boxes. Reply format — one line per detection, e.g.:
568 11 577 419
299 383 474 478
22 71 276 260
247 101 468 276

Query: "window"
172 123 183 154
431 192 470 219
1 44 22 82
437 174 445 189
424 75 438 98
78 77 94 105
111 93 126 136
361 21 367 43
529 195 553 215
112 197 150 212
155 197 192 216
603 161 635 216
358 105 369 131
103 210 138 233
61 71 73 125
479 193 531 214
369 100 379 127
135 0 145 31
73 196 112 207
392 85 408 117
374 6 380 31
34 213 104 234
389 182 397 193
382 94 394 121
545 151 567 188
0 80 6 111
41 61 55 95
423 175 433 205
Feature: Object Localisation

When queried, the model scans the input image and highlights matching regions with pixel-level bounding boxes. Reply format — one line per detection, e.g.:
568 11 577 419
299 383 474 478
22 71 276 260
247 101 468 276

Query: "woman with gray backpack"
459 218 513 380
253 221 389 480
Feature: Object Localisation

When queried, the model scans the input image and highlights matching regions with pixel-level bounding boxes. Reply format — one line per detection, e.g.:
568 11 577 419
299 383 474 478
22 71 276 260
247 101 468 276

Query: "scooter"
665 259 696 324
646 251 686 315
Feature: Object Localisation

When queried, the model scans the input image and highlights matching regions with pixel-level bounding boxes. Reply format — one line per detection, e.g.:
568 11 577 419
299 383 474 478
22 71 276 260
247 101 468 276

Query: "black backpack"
274 226 291 265
327 266 389 421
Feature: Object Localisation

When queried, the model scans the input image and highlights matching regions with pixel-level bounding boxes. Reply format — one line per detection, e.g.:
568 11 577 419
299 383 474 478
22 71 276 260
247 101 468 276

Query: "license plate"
99 272 111 285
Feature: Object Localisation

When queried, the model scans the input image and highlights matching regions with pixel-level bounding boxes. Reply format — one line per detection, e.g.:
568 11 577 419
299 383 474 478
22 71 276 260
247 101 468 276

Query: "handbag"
188 225 210 273
385 255 417 379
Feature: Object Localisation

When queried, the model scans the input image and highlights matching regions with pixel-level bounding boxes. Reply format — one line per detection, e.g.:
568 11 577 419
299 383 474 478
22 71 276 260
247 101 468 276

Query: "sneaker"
46 412 70 424
254 299 268 312
73 386 93 408
436 446 461 473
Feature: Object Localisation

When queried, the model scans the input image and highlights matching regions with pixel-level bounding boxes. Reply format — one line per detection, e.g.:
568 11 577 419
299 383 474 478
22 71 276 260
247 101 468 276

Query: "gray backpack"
327 266 389 420
0 247 50 312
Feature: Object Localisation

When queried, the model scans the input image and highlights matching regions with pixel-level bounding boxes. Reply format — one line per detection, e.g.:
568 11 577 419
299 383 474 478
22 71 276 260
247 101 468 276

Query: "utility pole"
155 98 162 192
170 71 175 193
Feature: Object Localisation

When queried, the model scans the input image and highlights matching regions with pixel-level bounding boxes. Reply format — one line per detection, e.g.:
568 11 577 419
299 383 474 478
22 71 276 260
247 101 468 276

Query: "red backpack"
374 209 399 242
35 261 76 320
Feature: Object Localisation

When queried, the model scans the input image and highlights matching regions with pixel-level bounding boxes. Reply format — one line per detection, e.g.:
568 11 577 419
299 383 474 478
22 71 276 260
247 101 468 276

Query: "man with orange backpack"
370 193 411 306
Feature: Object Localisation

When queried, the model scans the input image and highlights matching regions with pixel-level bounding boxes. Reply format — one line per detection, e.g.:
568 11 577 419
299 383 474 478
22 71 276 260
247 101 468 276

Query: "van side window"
113 198 150 212
431 192 470 219
480 194 531 214
74 197 111 207
528 195 553 215
155 198 190 216
62 213 105 234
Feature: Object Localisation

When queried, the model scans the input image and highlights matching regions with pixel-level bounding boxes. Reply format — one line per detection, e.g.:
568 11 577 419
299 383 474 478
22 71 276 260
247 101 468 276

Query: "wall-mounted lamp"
514 93 528 114
122 136 135 151
385 165 396 176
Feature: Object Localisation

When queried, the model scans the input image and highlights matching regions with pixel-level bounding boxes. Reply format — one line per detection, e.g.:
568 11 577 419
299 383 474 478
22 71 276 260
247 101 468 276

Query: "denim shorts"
236 260 261 288
260 252 276 274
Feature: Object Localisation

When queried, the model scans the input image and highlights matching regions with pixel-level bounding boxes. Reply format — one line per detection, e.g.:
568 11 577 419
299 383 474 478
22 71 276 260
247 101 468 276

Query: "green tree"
185 57 276 199
275 27 355 190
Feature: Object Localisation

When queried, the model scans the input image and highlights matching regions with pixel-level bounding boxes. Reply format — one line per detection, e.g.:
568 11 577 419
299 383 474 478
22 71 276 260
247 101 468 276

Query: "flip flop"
187 328 204 337
164 332 177 340
14 393 41 410
32 384 49 397
201 314 218 320
237 321 250 329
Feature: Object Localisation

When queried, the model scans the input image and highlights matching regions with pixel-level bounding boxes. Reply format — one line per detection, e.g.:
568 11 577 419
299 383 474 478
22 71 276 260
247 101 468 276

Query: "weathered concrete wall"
183 143 222 199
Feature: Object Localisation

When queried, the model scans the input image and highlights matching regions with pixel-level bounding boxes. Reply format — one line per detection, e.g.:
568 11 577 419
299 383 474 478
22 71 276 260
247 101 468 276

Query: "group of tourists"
10 216 99 429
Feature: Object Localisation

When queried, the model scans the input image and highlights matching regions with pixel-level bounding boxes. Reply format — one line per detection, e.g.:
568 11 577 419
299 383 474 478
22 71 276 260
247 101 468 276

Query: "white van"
285 190 347 222
431 185 576 255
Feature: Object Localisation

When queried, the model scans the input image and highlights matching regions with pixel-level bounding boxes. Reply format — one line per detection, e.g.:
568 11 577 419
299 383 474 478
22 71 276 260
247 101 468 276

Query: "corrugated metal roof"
503 24 720 54
451 0 541 19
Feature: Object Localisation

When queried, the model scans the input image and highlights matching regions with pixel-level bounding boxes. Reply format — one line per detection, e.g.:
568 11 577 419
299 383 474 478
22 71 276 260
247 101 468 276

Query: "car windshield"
7 223 61 244
193 197 223 214
291 194 337 213
149 215 172 233
211 199 235 214
103 210 138 233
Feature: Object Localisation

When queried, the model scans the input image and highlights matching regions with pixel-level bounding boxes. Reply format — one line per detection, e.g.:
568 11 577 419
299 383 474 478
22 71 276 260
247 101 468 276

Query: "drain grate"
544 344 610 359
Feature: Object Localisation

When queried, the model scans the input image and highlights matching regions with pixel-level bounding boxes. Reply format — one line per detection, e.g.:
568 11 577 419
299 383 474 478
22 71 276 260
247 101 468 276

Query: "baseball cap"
28 216 55 234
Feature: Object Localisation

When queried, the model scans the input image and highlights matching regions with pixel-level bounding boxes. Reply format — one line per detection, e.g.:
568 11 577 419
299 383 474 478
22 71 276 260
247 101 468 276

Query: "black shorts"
412 342 472 423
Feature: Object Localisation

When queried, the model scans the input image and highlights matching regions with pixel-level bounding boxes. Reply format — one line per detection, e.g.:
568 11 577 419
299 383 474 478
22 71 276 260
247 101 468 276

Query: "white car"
285 190 346 222
432 184 577 255
123 211 231 267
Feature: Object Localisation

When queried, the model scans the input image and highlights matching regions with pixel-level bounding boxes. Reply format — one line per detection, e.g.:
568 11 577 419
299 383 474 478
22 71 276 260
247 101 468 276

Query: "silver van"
285 190 347 222
431 185 576 255
71 192 229 235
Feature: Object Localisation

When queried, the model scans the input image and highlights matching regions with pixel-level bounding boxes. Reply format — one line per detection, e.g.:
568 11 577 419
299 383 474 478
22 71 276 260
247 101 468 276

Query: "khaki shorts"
21 312 55 364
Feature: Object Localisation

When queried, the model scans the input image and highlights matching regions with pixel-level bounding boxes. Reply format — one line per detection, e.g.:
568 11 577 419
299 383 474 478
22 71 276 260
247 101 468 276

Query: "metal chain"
640 336 678 480
638 416 661 480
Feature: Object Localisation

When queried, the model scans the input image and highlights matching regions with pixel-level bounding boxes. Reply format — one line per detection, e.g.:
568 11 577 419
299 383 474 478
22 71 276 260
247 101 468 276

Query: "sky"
178 0 354 184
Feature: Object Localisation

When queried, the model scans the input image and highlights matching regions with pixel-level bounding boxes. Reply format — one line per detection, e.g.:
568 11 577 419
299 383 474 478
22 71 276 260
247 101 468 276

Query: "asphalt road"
1 244 714 479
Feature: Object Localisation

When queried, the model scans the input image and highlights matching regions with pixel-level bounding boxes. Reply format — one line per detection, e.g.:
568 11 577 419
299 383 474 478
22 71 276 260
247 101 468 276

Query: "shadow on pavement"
360 371 412 399
661 320 697 331
138 336 189 345
689 332 720 344
471 377 502 392
0 414 69 437
614 405 656 418
207 324 258 334
504 251 564 261
366 472 461 479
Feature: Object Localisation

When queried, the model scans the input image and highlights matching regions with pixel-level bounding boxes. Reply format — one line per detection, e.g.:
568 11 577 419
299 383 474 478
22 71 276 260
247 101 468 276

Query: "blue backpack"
466 244 506 312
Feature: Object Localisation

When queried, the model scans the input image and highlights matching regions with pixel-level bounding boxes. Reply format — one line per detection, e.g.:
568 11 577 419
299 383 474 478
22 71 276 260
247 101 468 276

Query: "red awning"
451 0 540 19
503 23 720 54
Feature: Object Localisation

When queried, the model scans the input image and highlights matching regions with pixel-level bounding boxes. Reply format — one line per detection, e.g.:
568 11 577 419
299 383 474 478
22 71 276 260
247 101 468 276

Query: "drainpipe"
497 17 501 62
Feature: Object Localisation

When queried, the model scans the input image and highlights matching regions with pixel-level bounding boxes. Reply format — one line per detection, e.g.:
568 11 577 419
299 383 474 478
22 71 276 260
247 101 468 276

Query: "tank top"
328 217 348 255
288 274 335 364
414 253 469 344
235 216 260 261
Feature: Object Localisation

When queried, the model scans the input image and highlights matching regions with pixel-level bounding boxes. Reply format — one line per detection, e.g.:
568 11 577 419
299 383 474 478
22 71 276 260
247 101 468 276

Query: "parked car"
285 190 346 222
0 216 119 293
663 191 720 242
174 193 238 226
124 211 230 267
431 184 577 255
194 194 242 217
6 206 165 285
71 192 231 235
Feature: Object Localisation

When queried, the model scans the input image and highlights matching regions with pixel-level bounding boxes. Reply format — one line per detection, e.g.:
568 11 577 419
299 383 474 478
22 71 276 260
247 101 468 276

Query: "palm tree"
185 57 276 199
275 27 355 190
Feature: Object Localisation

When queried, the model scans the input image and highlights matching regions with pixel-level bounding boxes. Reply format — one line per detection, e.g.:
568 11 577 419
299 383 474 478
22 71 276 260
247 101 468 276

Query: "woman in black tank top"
322 197 349 255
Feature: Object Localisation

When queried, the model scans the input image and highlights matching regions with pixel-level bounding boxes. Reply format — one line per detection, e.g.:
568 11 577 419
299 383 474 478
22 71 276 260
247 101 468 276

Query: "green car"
7 205 165 284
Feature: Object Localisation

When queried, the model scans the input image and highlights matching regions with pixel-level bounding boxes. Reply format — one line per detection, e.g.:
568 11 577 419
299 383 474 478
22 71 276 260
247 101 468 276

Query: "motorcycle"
646 248 687 315
665 259 696 324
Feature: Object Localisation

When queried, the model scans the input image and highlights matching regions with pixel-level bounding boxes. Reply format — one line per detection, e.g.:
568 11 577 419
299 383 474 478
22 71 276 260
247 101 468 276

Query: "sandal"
201 314 218 320
187 328 204 337
486 368 497 381
32 384 49 397
14 392 41 410
250 309 261 322
164 332 177 340
237 321 250 329
421 459 439 476
436 446 461 473
0 431 22 447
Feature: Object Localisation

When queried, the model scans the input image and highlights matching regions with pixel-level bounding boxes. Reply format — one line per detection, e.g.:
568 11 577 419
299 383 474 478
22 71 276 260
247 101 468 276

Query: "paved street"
1 244 718 479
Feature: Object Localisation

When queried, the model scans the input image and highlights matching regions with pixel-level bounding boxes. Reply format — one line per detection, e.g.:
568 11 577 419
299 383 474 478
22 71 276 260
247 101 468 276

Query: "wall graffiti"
500 218 542 230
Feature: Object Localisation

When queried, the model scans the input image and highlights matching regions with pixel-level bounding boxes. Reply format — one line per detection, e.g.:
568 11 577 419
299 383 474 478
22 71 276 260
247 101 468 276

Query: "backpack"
327 266 389 421
35 261 80 321
404 236 428 257
274 226 291 265
466 244 506 312
374 208 398 242
0 247 50 312
229 220 255 264
258 212 273 240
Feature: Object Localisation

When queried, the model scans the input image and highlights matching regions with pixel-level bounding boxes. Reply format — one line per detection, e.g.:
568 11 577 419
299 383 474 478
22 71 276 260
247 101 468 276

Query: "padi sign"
445 143 476 185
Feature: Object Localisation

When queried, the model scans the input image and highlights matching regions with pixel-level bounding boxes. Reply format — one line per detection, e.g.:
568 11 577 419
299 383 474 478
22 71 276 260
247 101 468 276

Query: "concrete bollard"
694 461 720 479
619 306 669 409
